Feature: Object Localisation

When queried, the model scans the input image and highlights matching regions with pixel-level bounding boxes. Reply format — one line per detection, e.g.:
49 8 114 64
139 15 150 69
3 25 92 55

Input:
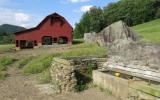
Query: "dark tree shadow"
72 39 84 45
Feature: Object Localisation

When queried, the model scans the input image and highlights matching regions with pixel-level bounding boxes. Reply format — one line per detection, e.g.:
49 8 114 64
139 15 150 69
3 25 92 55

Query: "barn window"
20 40 34 49
58 36 68 44
42 36 52 45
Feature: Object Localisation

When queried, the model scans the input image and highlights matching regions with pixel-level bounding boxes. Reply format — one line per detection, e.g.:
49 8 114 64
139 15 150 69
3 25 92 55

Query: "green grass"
16 56 34 68
23 55 53 74
39 69 52 84
0 71 6 80
0 56 14 80
0 44 15 52
61 43 107 58
0 56 14 71
133 19 160 44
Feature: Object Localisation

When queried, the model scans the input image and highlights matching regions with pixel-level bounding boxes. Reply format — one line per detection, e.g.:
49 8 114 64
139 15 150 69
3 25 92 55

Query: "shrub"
24 55 53 74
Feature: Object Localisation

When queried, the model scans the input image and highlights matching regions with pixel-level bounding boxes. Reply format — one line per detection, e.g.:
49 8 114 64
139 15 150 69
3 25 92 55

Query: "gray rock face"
108 39 160 71
84 32 97 44
98 21 138 46
84 21 138 46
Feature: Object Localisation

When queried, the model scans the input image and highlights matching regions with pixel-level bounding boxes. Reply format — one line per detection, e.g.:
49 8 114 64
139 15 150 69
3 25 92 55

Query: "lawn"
133 19 160 44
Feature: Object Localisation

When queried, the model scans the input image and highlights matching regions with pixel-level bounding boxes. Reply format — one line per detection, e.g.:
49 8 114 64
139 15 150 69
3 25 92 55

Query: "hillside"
0 24 26 44
0 24 26 35
133 19 160 44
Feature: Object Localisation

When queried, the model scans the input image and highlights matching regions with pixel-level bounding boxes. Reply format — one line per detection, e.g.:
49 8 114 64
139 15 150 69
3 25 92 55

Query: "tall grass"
0 44 15 52
0 56 14 80
0 56 14 71
24 55 53 74
61 43 107 57
16 56 34 68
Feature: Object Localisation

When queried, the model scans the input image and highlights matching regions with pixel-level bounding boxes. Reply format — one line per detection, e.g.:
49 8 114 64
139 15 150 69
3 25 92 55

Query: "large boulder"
84 21 138 46
98 21 138 46
84 32 97 44
107 39 160 71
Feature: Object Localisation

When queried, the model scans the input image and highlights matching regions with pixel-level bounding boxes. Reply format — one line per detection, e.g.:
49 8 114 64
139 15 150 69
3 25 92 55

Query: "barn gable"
15 12 73 50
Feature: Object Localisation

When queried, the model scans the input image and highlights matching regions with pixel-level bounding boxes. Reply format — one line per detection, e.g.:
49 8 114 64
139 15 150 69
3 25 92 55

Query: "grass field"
133 19 160 44
0 44 15 52
0 56 14 80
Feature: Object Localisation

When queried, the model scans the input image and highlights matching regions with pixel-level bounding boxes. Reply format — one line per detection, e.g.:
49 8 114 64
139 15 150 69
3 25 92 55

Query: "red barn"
15 13 73 50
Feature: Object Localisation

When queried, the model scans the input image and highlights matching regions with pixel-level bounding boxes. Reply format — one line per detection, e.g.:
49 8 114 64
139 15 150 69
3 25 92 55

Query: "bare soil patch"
0 46 117 100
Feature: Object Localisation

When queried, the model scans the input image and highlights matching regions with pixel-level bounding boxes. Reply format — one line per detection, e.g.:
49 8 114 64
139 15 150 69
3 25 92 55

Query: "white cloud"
0 7 32 27
80 5 93 12
69 0 90 3
15 13 30 23
74 5 93 13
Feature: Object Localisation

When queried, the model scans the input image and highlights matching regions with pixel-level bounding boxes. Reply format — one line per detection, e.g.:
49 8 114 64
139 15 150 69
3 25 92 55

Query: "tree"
73 7 104 38
74 0 159 38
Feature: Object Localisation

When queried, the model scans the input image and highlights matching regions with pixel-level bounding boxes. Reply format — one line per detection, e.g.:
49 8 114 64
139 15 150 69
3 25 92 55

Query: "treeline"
74 0 160 38
0 34 14 44
0 24 25 44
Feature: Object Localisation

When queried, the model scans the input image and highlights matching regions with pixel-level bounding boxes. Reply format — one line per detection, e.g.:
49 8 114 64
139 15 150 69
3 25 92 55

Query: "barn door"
42 36 52 45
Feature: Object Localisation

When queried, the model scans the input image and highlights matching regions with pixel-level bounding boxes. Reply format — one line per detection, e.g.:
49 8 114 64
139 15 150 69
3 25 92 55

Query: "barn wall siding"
15 13 73 48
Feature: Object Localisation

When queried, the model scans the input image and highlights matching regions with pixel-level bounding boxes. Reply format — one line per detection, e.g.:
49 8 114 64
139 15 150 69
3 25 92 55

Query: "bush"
24 55 53 74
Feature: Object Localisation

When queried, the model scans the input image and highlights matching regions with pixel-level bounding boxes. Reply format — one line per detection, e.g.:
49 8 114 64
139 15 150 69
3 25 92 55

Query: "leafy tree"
73 7 104 38
74 0 160 38
156 8 160 18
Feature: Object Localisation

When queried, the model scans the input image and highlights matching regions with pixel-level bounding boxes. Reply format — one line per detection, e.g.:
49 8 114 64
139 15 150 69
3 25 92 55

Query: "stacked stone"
50 58 77 94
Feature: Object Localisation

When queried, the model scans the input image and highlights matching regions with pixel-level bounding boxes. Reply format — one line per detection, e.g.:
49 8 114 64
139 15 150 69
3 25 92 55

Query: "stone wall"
50 58 77 93
50 57 107 93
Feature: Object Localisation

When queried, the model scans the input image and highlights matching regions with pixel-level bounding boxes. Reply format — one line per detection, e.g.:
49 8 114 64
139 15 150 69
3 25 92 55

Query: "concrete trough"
93 70 160 100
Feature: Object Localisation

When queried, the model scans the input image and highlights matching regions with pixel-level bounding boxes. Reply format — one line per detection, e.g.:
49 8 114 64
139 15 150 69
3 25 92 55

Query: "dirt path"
0 64 118 100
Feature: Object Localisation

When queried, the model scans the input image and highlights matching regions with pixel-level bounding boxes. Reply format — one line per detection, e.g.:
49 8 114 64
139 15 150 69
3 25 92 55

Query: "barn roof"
14 12 72 35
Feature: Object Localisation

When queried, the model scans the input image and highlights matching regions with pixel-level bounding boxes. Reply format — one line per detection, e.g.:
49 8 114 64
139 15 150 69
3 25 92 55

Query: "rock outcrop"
84 32 97 44
84 21 138 46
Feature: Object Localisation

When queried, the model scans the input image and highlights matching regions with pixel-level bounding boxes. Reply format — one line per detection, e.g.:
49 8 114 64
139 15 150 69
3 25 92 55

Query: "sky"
0 0 118 28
